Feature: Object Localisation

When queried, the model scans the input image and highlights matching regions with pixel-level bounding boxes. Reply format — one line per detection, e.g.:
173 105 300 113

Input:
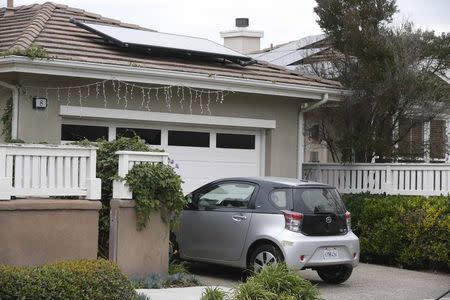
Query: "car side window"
197 182 256 209
269 189 293 210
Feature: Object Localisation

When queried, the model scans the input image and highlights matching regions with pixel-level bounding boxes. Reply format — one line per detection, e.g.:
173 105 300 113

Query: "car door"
179 181 257 262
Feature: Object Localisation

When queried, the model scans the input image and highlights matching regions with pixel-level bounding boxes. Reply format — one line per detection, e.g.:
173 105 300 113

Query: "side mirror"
185 193 198 210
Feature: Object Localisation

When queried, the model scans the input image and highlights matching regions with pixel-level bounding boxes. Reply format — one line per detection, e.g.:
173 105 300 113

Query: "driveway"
187 262 450 300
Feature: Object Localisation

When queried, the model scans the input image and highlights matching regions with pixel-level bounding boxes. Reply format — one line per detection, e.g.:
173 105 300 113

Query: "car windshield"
293 188 345 214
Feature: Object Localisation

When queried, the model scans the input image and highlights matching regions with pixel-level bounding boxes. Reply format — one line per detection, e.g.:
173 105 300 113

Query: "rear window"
293 188 345 214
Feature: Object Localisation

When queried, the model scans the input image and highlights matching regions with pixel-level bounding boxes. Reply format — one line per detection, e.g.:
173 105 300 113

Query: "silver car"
174 177 360 284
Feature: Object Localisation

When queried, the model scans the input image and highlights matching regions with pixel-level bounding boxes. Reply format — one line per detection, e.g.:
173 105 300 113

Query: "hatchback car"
173 177 360 284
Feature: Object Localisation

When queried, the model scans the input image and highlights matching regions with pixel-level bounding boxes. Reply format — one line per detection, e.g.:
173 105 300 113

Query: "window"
430 120 446 159
269 189 293 210
61 124 108 141
197 182 256 209
117 127 161 145
398 119 424 158
308 124 320 142
293 188 345 214
216 133 255 149
168 130 209 147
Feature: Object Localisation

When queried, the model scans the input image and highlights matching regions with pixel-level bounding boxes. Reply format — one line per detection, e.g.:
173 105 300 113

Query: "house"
0 2 344 193
249 34 450 164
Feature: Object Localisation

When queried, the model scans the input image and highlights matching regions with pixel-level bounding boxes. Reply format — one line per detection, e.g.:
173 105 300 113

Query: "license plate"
323 247 339 259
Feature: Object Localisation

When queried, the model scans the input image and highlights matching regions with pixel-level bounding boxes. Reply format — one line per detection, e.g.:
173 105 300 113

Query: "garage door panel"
165 129 261 194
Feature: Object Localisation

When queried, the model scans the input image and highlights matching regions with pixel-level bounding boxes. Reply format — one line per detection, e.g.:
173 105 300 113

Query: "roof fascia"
0 56 348 101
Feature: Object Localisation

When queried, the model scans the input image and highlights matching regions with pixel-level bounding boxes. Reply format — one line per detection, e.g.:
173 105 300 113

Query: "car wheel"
248 244 283 273
316 265 353 284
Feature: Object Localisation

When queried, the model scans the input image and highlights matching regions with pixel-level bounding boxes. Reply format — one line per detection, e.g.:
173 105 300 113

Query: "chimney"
4 0 14 17
220 18 263 54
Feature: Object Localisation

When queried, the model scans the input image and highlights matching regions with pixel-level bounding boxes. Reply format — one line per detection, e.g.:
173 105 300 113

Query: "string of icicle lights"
20 79 233 114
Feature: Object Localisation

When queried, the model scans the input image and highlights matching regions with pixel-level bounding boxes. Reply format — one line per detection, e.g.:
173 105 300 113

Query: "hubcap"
253 251 277 272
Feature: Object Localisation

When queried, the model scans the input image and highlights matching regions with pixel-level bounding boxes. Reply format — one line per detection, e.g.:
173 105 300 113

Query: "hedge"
0 259 138 300
343 194 450 270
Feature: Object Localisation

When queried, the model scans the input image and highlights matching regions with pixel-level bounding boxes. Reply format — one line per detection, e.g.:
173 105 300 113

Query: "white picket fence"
112 150 169 199
303 163 450 196
0 144 101 200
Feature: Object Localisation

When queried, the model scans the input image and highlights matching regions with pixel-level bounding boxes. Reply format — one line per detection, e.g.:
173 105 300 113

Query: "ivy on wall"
124 163 185 231
1 97 12 142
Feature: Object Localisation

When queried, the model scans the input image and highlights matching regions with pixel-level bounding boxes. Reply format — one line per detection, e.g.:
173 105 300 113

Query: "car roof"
215 176 332 188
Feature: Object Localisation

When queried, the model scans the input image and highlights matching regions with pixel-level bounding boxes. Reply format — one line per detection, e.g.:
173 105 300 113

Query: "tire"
317 265 353 284
248 244 284 273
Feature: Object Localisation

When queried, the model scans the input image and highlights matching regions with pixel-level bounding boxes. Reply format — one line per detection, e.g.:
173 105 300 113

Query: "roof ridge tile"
8 2 56 51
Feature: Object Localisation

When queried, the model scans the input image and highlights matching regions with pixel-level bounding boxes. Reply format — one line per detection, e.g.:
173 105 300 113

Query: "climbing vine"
124 163 185 231
1 97 12 142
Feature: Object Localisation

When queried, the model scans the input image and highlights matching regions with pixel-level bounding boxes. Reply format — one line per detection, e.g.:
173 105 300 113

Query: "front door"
180 181 256 262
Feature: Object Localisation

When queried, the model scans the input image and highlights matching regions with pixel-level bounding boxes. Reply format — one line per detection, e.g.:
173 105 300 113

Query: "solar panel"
71 19 255 66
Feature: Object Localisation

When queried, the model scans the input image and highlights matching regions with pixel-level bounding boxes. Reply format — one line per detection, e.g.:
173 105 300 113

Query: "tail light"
282 210 303 232
345 211 352 232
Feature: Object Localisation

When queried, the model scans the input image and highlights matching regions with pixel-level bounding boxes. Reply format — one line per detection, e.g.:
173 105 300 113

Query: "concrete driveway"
187 262 450 300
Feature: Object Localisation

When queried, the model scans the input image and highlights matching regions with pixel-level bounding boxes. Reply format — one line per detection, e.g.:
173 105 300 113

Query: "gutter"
0 56 348 101
0 80 18 140
298 93 330 179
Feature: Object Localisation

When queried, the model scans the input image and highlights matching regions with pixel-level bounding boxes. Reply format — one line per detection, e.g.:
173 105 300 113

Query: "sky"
12 0 450 49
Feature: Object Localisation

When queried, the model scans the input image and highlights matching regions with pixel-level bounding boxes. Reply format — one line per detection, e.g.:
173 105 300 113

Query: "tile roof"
0 2 341 89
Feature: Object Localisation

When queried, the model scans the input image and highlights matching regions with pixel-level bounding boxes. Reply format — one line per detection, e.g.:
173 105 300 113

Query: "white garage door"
61 120 264 194
165 127 262 193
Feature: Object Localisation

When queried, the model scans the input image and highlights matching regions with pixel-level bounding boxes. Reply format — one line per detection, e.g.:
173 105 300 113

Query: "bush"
201 287 228 300
0 259 138 300
233 263 321 300
344 193 450 270
74 137 159 258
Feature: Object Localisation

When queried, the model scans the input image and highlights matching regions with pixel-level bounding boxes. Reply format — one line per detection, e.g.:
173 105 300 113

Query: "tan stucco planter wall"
0 199 101 266
109 199 169 277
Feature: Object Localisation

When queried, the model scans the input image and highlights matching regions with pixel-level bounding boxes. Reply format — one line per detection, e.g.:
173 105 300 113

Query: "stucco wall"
109 199 169 277
15 74 303 178
0 199 101 266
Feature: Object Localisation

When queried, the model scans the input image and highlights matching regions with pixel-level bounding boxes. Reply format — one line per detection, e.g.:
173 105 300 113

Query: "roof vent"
4 0 14 17
236 18 249 28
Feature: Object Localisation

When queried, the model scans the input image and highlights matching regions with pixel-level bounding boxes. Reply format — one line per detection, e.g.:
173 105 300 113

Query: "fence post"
113 153 132 199
384 165 393 194
85 149 101 200
0 147 12 200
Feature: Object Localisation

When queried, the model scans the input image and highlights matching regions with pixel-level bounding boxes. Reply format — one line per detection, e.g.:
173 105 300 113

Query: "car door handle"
232 215 247 221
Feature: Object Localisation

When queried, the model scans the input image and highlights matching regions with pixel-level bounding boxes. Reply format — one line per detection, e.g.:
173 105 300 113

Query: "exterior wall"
0 199 101 266
16 74 303 178
109 199 169 277
0 86 11 143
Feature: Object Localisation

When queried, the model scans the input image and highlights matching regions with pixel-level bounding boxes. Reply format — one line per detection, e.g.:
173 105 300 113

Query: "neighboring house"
0 2 344 193
250 35 450 164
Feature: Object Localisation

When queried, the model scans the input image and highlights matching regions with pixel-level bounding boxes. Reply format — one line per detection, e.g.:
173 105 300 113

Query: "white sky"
12 0 450 48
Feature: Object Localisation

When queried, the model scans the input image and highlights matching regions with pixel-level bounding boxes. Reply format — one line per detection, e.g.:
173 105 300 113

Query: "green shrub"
169 261 188 274
233 263 321 300
344 193 450 270
201 286 228 300
0 259 138 300
74 137 159 258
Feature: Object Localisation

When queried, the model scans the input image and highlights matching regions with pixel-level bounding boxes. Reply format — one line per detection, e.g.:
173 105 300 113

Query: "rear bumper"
277 230 360 271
